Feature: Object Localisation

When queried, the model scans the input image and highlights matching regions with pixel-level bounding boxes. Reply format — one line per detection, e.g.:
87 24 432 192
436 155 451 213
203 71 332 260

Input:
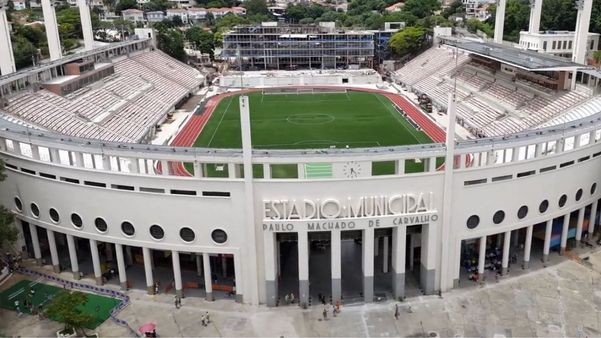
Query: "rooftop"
443 38 585 71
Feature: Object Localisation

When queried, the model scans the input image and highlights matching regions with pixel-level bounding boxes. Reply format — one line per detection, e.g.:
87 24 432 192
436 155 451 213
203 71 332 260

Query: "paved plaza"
3 249 601 337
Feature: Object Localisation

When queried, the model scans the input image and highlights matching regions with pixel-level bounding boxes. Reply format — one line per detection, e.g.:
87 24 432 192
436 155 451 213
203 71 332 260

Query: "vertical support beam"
396 159 405 175
478 236 486 281
193 162 203 178
142 247 154 294
129 158 140 173
263 231 277 307
428 157 437 172
77 0 94 51
523 225 533 269
362 227 374 302
297 163 305 179
501 231 511 275
298 231 309 305
263 163 271 179
89 239 102 285
46 229 60 273
66 234 80 279
234 253 243 303
391 226 406 299
172 251 182 297
543 219 552 263
589 200 598 236
160 160 169 176
41 0 62 60
203 253 213 301
494 0 507 44
382 236 389 273
29 223 42 265
572 0 593 65
115 244 127 290
331 230 341 303
576 207 585 242
0 5 16 75
195 254 202 277
560 213 570 255
31 145 41 160
102 155 111 171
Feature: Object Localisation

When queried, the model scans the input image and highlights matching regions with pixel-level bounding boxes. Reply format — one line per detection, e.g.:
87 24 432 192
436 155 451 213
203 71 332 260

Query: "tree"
592 50 601 64
389 26 428 57
403 0 440 18
185 26 215 57
0 160 17 252
157 28 186 61
12 35 38 69
44 291 94 336
171 15 183 26
115 0 137 15
242 0 270 16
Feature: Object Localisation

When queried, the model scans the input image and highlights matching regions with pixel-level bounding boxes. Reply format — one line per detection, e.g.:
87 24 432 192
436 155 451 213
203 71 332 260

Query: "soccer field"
0 279 120 329
193 91 433 149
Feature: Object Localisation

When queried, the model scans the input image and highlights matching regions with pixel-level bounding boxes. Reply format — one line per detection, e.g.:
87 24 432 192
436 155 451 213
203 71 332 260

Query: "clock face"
342 161 362 178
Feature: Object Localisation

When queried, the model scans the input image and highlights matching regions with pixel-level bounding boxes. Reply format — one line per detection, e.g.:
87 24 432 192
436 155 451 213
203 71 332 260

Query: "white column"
193 162 203 178
576 207 585 242
589 200 598 235
195 254 202 276
28 223 42 265
89 239 102 285
77 0 94 50
331 231 341 303
572 0 593 65
560 214 570 254
298 231 309 305
172 251 183 297
233 253 243 302
382 236 389 273
543 219 552 263
396 159 405 175
501 231 511 275
528 0 543 34
66 234 80 279
160 160 169 176
523 225 533 269
41 0 62 60
203 253 213 301
494 0 507 44
142 247 154 294
0 4 15 75
46 229 60 273
362 228 374 302
391 226 406 299
129 158 140 173
297 163 305 179
102 155 111 171
478 236 486 281
115 244 127 290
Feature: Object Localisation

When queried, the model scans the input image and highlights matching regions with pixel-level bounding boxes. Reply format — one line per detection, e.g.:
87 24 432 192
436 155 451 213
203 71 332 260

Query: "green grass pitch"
0 279 121 329
190 91 436 177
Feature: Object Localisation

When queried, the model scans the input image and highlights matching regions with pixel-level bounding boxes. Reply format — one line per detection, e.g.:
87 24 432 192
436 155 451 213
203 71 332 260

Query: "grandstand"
0 50 203 143
393 41 592 138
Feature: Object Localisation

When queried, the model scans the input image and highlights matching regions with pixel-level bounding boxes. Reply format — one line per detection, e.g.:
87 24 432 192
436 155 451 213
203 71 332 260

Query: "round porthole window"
30 203 40 218
592 183 597 195
576 188 583 201
49 208 60 223
211 229 228 244
71 213 83 229
466 215 480 229
517 206 528 219
150 225 164 240
121 221 135 236
95 217 108 233
179 227 195 242
558 194 567 208
14 197 22 212
493 210 505 224
539 200 549 213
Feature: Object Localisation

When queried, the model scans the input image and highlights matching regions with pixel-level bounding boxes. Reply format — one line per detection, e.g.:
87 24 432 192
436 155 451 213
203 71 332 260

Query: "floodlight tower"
78 0 94 51
572 0 593 65
41 0 62 60
494 0 507 44
0 0 16 75
528 0 543 33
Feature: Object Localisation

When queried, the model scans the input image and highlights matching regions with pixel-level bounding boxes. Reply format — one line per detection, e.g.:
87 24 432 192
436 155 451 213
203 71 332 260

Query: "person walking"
332 304 337 317
322 307 328 320
284 293 290 304
289 292 295 304
394 304 400 320
201 313 206 326
205 311 210 324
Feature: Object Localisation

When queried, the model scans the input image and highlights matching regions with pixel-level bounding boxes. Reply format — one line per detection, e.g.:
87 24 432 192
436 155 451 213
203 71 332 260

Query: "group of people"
4 252 21 272
283 292 296 304
321 302 342 320
201 312 211 327
463 245 518 282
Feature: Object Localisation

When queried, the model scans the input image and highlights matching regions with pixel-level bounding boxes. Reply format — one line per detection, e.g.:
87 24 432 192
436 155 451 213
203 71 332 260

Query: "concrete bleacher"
394 46 590 137
0 50 203 143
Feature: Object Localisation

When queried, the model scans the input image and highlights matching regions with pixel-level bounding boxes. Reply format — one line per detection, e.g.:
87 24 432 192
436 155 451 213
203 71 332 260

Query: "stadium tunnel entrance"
276 233 300 305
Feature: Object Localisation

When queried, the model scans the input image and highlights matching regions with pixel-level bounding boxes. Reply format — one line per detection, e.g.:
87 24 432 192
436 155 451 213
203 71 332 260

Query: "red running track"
159 87 448 176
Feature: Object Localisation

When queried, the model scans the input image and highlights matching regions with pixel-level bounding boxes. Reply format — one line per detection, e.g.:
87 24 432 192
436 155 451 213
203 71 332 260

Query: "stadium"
0 0 601 310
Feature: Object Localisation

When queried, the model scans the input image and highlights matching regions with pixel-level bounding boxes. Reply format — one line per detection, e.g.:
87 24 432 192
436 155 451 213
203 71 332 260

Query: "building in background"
517 31 600 60
221 21 374 70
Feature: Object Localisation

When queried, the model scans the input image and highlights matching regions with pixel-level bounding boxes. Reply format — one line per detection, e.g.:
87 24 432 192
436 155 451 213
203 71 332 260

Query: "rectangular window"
4 163 17 170
39 172 56 179
84 181 106 188
491 175 512 182
552 41 556 49
593 151 601 158
170 189 197 196
202 191 231 197
464 178 487 186
60 177 80 184
20 168 35 175
517 170 535 178
578 156 590 162
543 41 547 50
111 184 135 191
140 187 165 194
540 165 556 173
560 161 574 168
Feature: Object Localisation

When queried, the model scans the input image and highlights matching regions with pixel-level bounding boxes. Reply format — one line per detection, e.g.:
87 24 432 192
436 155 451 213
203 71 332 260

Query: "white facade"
219 69 382 87
518 31 600 59
165 9 188 23
122 9 145 22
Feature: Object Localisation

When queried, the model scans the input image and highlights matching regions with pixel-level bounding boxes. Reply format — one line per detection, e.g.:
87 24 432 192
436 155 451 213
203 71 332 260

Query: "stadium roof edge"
441 37 586 72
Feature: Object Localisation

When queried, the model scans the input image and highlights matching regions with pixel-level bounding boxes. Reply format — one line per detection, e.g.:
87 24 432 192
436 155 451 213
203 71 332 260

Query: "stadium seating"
0 50 203 143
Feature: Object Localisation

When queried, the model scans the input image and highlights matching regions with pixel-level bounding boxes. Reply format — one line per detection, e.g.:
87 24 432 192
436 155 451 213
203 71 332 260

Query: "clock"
342 161 362 178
